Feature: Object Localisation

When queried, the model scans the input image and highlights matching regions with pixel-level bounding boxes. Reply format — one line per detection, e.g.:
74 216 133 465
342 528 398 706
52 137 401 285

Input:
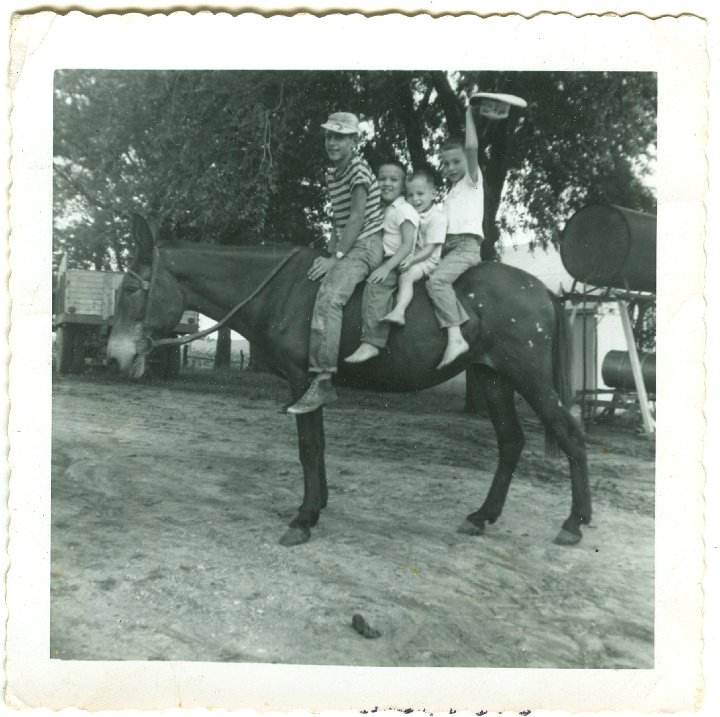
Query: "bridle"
124 244 303 353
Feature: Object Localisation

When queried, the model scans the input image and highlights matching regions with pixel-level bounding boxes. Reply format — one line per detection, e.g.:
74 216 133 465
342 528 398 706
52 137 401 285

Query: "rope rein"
125 268 150 291
142 246 304 351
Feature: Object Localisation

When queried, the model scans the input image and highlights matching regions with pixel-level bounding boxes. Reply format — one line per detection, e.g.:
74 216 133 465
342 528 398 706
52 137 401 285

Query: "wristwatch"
334 250 345 260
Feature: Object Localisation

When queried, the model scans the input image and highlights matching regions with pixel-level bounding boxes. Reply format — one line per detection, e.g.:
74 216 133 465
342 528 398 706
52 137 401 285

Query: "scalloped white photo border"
5 8 711 714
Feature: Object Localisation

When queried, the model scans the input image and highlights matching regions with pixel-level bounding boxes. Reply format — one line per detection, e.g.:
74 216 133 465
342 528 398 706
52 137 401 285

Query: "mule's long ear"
132 213 156 263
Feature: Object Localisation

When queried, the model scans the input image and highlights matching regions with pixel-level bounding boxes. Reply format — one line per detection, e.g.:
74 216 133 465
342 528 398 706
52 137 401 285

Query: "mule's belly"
334 282 475 392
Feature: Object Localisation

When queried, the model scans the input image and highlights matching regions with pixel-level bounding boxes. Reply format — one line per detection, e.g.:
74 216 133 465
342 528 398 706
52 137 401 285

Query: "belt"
446 233 484 242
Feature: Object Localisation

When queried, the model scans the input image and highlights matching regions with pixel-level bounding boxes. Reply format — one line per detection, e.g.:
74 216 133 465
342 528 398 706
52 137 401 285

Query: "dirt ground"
51 369 655 668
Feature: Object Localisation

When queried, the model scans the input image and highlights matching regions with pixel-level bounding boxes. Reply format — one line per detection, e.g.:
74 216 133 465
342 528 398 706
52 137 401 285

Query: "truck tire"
56 326 74 374
70 330 87 374
161 345 181 379
56 325 86 374
147 344 181 379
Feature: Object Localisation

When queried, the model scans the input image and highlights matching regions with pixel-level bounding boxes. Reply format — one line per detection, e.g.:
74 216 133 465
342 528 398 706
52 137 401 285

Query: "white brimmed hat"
321 112 360 135
470 92 528 120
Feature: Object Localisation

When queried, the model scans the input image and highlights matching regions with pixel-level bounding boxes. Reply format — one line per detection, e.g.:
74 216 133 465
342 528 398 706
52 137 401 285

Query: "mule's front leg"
279 409 326 547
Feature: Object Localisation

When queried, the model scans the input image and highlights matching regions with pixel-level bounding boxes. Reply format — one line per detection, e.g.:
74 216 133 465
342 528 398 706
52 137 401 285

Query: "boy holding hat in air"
287 111 384 415
426 105 485 369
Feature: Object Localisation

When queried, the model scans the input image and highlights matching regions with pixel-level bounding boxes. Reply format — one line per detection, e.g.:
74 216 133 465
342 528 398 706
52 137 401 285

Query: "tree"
54 70 656 373
55 69 656 268
54 70 292 269
214 327 232 370
455 71 656 249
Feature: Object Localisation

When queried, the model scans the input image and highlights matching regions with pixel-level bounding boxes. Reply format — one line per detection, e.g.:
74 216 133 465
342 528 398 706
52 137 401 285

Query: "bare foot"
380 312 405 326
437 337 469 369
344 343 381 363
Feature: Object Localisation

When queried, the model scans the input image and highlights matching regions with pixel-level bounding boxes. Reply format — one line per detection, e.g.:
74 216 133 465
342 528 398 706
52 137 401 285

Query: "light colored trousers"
426 233 482 329
360 267 399 349
309 232 383 373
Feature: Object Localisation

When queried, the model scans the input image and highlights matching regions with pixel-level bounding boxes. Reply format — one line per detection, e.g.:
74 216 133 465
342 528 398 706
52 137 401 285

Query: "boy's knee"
427 273 445 292
327 290 351 310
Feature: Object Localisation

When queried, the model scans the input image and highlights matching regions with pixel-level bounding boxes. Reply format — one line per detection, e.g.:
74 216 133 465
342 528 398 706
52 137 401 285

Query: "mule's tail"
546 293 574 457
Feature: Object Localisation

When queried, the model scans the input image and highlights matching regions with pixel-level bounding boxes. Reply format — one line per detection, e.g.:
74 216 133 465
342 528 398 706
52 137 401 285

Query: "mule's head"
107 214 185 378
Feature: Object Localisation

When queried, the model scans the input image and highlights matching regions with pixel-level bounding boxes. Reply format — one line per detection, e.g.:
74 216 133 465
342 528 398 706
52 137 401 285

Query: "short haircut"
440 137 465 153
378 158 407 176
406 168 436 187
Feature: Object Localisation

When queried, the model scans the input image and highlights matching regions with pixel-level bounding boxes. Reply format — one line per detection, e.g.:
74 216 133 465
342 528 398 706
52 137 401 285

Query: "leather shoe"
286 378 337 414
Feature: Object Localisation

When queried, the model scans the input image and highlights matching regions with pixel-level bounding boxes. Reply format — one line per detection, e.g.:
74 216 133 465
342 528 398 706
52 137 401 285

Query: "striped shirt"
326 156 383 242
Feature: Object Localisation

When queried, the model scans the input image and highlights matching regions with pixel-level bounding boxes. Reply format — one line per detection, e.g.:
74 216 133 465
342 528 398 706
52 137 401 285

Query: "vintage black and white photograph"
6 9 709 713
49 66 658 668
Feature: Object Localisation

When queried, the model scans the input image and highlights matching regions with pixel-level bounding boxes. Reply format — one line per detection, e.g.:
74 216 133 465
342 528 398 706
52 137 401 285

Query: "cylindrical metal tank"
601 350 656 393
560 204 656 292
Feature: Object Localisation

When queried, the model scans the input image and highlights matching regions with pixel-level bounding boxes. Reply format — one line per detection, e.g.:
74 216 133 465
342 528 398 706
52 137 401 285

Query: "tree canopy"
53 69 656 271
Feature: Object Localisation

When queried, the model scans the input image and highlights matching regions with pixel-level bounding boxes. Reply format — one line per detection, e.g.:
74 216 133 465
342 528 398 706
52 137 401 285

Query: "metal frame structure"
562 281 656 436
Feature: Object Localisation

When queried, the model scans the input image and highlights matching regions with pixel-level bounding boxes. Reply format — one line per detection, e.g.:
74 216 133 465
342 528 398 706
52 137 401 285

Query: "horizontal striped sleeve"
326 165 352 231
326 156 384 240
346 158 374 193
359 179 384 239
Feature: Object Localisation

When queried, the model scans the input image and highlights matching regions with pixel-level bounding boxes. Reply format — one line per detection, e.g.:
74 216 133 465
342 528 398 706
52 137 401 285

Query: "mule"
107 214 590 547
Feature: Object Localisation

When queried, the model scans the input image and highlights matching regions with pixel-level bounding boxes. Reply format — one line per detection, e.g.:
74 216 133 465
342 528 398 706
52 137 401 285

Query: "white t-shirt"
444 168 485 236
417 204 447 265
382 197 420 256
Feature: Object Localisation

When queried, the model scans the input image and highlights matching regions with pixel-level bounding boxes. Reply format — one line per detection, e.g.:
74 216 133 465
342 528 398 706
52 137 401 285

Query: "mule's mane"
161 241 301 258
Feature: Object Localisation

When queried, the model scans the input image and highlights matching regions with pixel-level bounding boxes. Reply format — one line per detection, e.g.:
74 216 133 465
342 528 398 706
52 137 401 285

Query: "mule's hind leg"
459 364 525 536
522 389 591 545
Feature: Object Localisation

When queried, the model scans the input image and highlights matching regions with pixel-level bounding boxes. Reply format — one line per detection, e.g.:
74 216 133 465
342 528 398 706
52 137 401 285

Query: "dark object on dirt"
560 204 656 292
351 614 381 639
107 215 591 548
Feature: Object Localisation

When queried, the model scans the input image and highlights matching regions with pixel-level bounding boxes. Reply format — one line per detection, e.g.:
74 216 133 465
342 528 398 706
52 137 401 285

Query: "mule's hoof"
553 528 582 546
457 519 484 536
279 527 311 547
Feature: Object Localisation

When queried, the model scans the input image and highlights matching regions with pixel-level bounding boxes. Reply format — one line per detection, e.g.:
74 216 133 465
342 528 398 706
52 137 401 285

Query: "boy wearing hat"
287 112 384 414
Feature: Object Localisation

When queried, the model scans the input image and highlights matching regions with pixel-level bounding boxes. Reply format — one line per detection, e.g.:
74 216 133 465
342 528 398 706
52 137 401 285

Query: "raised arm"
464 105 480 184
